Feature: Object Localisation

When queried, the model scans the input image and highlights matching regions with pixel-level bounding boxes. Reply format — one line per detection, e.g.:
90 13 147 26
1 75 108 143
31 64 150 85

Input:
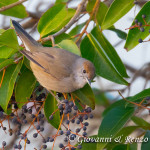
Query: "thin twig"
75 0 100 43
40 0 87 43
0 0 27 12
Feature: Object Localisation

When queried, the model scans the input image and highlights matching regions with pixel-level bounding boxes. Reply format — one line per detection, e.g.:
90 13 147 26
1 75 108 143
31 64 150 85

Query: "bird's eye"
83 70 86 73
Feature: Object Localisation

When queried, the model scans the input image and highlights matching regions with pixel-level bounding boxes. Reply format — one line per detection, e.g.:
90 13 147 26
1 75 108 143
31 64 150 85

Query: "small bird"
12 20 95 93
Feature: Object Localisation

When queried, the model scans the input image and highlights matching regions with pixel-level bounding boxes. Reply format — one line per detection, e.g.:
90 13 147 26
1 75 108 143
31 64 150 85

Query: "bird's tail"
12 20 41 51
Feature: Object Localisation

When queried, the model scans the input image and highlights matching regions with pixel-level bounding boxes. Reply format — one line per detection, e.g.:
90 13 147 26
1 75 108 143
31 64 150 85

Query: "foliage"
0 0 150 150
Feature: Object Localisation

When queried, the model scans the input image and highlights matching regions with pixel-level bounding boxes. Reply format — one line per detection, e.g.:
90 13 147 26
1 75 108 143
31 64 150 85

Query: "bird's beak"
85 78 91 86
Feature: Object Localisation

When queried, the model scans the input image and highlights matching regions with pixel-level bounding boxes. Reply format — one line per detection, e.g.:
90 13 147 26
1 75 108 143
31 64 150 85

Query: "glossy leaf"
101 0 134 30
125 1 150 51
69 22 85 37
77 142 97 150
57 39 80 55
87 1 108 26
131 116 150 128
108 27 127 40
81 27 128 85
44 93 60 129
107 126 140 149
112 143 137 150
0 29 19 50
38 4 75 37
0 61 23 112
15 68 36 108
0 58 14 70
0 46 16 58
72 84 95 110
126 88 150 105
97 105 134 150
0 0 27 18
141 130 150 150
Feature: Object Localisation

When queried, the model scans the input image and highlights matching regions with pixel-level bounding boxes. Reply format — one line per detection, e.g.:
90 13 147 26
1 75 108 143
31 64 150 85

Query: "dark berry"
138 22 142 27
142 14 146 18
73 105 78 110
77 145 82 149
43 145 47 149
70 134 75 140
71 119 75 123
76 128 80 133
14 144 18 149
84 122 89 126
69 101 74 107
149 29 150 33
49 115 53 120
66 130 71 136
18 144 22 149
83 114 88 120
49 137 54 142
138 38 143 43
59 130 64 135
36 125 40 130
27 140 30 144
83 132 87 137
28 109 32 114
89 114 93 118
76 119 80 124
64 109 68 114
22 105 27 109
33 133 38 138
83 126 87 131
3 127 6 130
59 143 64 148
86 107 92 113
63 99 68 104
64 137 68 142
2 141 6 146
0 111 3 118
40 127 44 132
58 104 63 110
66 120 70 124
140 27 144 32
134 19 138 24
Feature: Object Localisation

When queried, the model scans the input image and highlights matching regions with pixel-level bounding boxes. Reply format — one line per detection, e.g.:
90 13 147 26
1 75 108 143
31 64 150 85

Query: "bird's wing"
20 49 73 80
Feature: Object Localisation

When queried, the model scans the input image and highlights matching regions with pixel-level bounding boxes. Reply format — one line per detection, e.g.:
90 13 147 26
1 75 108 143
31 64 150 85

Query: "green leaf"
44 93 60 129
56 0 68 3
0 58 15 70
141 130 150 150
69 22 85 37
0 29 19 50
97 105 134 150
87 1 108 26
101 0 134 30
112 143 137 150
57 39 80 55
0 61 23 112
127 88 150 105
81 27 128 85
0 0 27 18
77 142 97 150
72 84 95 110
38 4 75 37
0 46 16 58
131 116 150 128
108 27 127 40
107 126 140 149
15 67 36 108
124 1 150 51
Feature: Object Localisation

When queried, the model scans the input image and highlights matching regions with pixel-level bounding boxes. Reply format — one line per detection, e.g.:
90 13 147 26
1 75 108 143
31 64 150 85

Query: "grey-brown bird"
12 20 95 93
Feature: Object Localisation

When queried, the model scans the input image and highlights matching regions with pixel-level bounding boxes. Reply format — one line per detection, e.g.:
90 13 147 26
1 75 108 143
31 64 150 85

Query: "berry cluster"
0 91 94 150
48 95 94 150
127 14 150 43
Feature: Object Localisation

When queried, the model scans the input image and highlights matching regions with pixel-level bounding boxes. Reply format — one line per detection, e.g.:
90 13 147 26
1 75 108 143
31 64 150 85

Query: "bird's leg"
48 35 57 47
62 93 68 100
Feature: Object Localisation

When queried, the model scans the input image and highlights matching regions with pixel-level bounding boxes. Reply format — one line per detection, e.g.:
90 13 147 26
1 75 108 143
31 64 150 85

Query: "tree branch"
75 0 100 43
0 0 27 12
40 0 88 43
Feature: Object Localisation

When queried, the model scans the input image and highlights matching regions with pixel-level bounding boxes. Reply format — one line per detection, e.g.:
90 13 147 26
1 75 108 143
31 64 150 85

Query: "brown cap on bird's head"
83 60 95 80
